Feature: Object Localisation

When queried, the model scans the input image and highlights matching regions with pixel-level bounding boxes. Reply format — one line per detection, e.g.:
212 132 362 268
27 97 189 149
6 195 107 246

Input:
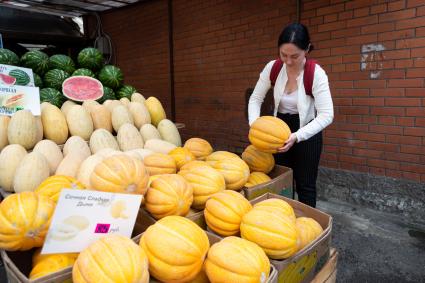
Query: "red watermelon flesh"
62 76 103 101
0 73 17 85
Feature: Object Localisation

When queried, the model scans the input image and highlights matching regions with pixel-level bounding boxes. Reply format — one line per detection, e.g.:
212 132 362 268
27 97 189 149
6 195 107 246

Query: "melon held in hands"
248 116 291 153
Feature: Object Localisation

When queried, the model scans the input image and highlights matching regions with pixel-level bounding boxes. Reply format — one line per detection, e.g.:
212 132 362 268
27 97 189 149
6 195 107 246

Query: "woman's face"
279 43 306 69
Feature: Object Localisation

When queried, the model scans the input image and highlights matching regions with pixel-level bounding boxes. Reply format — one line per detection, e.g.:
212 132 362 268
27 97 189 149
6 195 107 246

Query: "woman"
248 23 334 207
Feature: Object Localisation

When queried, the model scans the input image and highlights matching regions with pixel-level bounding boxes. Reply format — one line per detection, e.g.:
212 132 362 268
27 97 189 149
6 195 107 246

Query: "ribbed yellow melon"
209 157 250 191
248 116 291 153
178 164 225 209
0 144 27 192
253 198 296 222
77 154 105 189
205 236 270 283
204 190 252 236
240 208 298 259
168 147 195 170
30 251 77 280
145 174 193 219
295 217 323 251
8 110 37 150
139 216 209 282
205 151 240 166
35 175 85 203
184 138 213 160
73 235 149 283
32 248 78 266
143 152 177 176
0 192 55 251
242 144 275 173
245 172 272 187
90 154 149 195
144 96 166 126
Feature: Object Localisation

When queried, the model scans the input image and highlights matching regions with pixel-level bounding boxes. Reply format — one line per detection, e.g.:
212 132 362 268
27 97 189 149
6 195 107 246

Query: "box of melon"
243 165 293 200
132 229 278 283
249 193 333 283
0 207 156 283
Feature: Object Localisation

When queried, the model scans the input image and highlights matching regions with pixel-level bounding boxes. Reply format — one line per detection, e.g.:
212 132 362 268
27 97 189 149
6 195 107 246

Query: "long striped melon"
63 136 91 158
41 103 68 145
140 124 161 141
89 104 112 132
8 110 38 150
34 116 43 143
33 140 63 174
60 100 76 116
89 129 119 154
0 144 27 192
55 152 87 178
117 123 144 151
0 115 10 151
111 105 133 132
144 138 176 154
157 119 182 147
13 152 50 193
66 105 94 141
128 102 151 128
131 92 145 103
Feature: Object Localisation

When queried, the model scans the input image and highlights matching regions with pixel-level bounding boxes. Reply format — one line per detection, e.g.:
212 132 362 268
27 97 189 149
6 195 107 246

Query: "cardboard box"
243 165 293 200
1 207 156 283
250 193 333 283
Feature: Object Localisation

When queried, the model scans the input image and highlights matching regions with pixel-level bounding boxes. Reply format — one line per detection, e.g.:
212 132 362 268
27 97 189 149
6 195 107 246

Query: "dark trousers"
275 113 323 207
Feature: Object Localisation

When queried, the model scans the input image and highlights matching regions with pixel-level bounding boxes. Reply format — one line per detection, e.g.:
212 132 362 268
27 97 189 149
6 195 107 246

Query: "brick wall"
301 0 425 182
97 0 425 183
97 0 172 117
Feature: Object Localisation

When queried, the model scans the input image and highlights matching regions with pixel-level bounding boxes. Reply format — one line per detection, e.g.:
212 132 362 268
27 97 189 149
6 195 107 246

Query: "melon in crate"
62 76 103 102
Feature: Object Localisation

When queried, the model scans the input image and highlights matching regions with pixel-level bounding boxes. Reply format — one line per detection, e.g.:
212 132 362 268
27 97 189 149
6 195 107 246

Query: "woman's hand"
277 133 298 153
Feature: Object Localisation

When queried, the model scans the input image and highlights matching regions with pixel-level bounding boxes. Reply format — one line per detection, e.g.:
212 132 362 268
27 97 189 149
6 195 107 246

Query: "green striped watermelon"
40 88 65 108
77 48 104 70
117 85 137 99
0 49 20 66
8 69 30 86
44 69 70 90
34 73 43 88
97 86 116 103
98 65 123 89
21 50 50 75
72 68 95 78
49 54 76 74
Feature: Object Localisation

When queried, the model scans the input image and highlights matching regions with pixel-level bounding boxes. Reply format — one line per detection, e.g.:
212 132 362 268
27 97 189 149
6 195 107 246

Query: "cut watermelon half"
0 73 17 85
62 76 103 102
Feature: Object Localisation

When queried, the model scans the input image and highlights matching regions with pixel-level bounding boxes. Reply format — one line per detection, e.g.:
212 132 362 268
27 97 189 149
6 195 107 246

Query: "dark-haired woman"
248 23 334 207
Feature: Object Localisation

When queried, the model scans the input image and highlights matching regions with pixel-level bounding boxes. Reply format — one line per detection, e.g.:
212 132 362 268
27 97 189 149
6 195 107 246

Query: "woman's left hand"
277 133 298 153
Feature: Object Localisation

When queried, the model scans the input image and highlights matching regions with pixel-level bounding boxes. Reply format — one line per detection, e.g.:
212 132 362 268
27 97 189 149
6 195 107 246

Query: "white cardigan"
248 59 334 142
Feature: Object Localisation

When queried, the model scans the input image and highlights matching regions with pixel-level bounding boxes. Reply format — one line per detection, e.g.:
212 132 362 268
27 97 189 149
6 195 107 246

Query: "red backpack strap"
303 58 317 97
270 58 283 87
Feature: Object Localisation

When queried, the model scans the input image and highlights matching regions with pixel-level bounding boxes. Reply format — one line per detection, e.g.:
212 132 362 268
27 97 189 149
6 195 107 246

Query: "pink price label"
94 223 110 233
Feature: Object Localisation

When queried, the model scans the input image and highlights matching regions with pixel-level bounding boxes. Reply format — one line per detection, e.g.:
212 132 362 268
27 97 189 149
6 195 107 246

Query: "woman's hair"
278 23 314 53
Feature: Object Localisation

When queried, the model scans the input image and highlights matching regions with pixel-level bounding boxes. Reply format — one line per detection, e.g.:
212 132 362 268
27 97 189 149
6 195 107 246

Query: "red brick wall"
98 0 425 183
97 0 172 117
302 0 425 182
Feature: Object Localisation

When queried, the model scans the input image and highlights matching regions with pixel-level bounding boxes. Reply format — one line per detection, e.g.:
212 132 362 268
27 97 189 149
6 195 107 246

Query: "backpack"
269 58 317 97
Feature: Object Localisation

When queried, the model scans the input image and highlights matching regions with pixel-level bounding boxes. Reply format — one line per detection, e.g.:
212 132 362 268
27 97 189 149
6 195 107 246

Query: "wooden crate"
311 248 338 283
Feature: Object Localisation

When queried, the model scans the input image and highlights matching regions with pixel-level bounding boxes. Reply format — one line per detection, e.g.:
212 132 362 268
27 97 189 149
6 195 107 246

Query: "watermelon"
0 73 16 85
44 69 70 90
98 65 123 89
49 54 76 74
117 85 137 99
8 69 30 86
40 88 65 108
97 86 116 103
0 48 20 66
21 50 50 75
72 68 95 78
34 73 43 88
62 76 103 102
77 48 104 70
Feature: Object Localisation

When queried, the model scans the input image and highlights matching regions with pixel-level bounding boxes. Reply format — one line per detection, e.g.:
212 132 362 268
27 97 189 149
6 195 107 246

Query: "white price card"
41 189 143 254
0 85 40 116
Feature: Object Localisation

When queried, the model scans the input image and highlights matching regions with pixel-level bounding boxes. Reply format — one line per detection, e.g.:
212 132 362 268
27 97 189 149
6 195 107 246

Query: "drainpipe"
168 0 176 122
